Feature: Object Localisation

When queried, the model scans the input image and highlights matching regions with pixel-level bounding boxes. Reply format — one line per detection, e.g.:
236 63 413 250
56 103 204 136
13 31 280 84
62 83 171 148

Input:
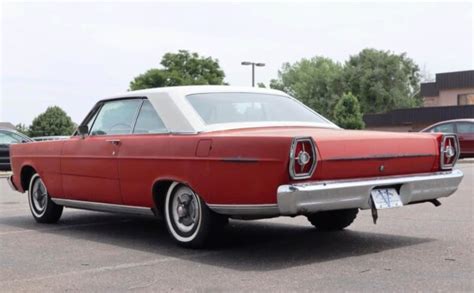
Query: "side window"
456 122 474 134
90 99 142 135
0 131 22 144
431 123 455 133
458 93 474 105
133 100 168 134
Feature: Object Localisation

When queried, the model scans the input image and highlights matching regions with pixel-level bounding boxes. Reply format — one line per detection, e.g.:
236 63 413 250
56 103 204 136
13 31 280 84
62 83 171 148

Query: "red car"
8 86 464 247
421 119 474 158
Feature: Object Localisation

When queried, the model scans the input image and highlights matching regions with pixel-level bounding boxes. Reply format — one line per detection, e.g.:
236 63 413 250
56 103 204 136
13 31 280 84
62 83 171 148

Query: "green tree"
129 50 226 90
15 123 29 135
270 57 344 119
343 48 421 114
29 106 75 137
332 92 365 129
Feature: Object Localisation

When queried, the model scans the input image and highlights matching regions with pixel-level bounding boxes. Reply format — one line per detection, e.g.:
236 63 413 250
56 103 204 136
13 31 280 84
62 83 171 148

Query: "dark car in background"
0 129 33 171
421 119 474 158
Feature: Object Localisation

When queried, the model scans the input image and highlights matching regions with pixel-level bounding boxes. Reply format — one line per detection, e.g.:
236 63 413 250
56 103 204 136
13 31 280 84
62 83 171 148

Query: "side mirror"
78 125 89 138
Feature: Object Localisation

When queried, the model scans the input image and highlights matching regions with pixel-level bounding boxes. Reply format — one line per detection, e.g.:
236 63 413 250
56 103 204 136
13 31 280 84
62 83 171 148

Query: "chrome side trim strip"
326 153 434 161
51 199 154 216
207 204 279 216
221 157 259 163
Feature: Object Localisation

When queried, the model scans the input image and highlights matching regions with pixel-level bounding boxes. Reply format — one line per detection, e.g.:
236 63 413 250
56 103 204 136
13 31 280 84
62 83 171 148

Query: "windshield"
186 92 331 125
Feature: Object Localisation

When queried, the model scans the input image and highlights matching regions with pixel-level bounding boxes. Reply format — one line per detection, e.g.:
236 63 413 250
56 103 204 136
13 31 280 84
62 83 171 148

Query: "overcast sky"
1 1 473 125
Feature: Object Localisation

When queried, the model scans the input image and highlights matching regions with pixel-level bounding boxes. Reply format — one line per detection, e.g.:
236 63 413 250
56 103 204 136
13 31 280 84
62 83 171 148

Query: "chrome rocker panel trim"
208 204 279 217
277 169 463 216
51 198 155 216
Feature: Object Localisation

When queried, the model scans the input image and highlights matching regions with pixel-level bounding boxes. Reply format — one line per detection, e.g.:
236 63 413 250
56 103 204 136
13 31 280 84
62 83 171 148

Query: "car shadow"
1 210 434 272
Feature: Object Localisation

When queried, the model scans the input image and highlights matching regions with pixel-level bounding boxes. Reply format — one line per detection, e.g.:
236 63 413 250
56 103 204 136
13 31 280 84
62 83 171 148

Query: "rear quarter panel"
117 134 292 207
204 136 292 204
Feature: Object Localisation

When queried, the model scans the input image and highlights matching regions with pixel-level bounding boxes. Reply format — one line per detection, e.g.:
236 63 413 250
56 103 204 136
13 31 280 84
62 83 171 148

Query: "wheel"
164 183 224 248
28 174 63 223
307 209 358 231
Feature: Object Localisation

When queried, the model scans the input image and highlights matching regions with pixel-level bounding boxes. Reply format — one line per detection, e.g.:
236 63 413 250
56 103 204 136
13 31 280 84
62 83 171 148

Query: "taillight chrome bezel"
289 137 317 180
440 134 460 170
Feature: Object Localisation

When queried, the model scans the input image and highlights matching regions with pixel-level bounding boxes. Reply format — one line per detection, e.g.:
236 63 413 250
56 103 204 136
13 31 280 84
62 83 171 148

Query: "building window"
458 93 474 105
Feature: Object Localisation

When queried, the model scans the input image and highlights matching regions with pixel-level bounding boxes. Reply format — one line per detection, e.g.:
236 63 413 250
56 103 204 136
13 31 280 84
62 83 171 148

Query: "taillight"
289 137 317 179
440 134 460 170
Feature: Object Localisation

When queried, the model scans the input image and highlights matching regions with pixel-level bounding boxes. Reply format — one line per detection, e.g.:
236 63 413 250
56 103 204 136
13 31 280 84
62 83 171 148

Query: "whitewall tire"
164 182 222 248
28 174 63 223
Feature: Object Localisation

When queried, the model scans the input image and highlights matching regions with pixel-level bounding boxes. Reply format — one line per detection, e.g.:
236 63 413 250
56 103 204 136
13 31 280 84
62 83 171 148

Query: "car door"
455 122 474 157
61 98 143 204
116 99 170 207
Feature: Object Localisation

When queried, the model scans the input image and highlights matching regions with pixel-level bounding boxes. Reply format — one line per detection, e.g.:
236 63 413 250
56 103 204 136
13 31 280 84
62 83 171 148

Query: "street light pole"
241 61 265 87
252 64 255 87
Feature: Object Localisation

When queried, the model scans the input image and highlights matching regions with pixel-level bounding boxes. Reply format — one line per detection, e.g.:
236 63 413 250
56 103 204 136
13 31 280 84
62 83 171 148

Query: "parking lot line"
0 219 132 236
0 251 218 285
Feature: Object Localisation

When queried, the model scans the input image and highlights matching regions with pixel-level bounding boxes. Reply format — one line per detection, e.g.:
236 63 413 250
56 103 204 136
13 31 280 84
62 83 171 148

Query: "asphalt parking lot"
0 164 473 292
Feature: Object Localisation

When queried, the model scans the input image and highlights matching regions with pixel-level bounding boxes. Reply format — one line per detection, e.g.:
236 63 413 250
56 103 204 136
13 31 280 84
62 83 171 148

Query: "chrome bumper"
277 169 463 216
7 175 19 192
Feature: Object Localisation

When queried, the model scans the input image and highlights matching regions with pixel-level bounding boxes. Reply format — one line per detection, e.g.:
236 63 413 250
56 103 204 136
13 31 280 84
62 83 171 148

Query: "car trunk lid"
208 126 440 180
311 129 439 180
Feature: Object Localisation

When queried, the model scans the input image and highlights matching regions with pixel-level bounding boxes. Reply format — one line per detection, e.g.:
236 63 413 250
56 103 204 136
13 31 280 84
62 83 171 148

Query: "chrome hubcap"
171 188 199 233
32 178 47 213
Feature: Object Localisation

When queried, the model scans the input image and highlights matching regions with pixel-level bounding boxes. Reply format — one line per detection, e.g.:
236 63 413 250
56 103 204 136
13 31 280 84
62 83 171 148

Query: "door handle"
106 139 121 145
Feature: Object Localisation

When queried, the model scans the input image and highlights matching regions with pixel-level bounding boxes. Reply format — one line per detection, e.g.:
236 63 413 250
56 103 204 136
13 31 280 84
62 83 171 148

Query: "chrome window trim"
199 122 338 133
86 103 103 136
130 99 145 134
289 137 317 180
87 98 144 136
183 92 339 131
131 99 170 135
440 134 460 170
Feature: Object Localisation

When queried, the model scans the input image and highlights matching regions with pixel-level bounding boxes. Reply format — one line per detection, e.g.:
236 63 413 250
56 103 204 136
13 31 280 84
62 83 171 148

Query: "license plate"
370 188 403 209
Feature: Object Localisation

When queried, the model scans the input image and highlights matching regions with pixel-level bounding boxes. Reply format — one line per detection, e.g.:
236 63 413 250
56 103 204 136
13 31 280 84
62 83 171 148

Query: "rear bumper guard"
277 169 464 215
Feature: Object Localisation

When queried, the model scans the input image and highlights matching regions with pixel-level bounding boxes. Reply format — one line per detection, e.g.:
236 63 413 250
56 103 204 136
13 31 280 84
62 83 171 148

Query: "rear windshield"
186 92 330 125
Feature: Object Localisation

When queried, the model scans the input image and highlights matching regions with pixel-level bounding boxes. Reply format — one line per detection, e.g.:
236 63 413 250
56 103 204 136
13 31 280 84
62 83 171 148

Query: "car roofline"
84 86 337 134
420 119 474 132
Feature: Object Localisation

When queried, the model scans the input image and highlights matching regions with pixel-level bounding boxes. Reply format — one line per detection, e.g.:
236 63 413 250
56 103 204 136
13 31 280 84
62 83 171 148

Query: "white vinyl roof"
102 86 338 133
